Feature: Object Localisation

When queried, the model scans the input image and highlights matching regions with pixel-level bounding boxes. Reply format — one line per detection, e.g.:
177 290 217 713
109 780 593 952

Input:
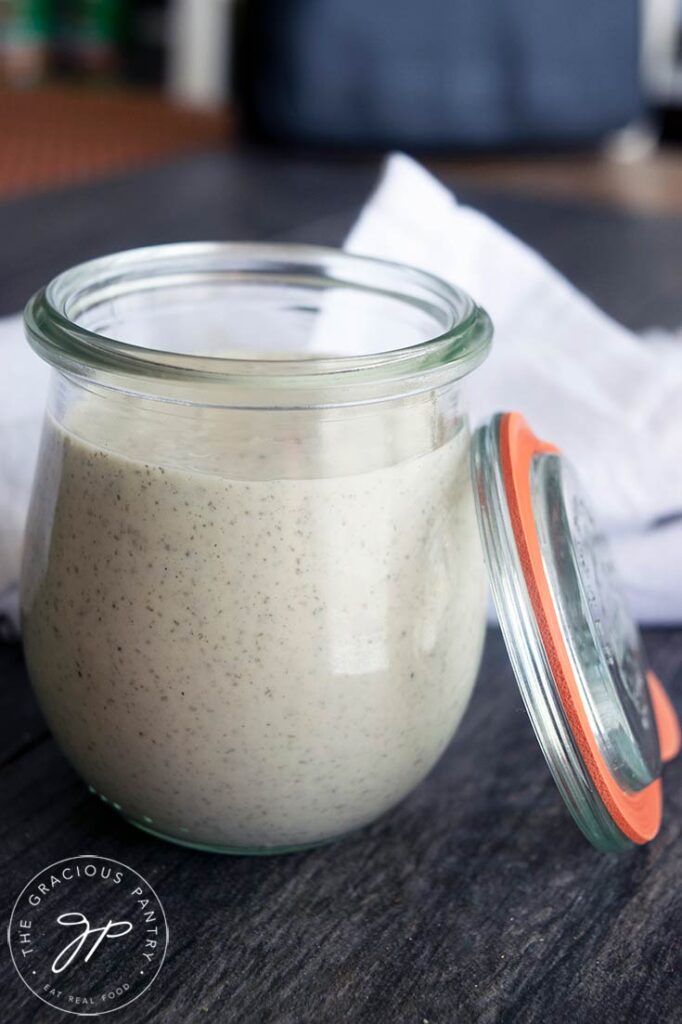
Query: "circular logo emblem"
7 855 168 1016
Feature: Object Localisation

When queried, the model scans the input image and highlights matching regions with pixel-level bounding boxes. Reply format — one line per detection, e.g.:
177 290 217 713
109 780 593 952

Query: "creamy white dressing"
22 405 486 850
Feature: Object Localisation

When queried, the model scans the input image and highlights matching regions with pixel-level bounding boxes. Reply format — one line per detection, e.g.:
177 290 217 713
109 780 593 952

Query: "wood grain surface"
1 150 681 1024
0 86 228 200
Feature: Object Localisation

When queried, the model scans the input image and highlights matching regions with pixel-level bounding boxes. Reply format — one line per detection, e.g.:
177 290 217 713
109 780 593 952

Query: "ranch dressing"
22 399 486 850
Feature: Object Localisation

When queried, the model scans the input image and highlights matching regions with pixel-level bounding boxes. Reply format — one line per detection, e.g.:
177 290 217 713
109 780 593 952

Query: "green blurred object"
0 0 133 83
62 0 128 45
1 0 54 84
4 0 54 41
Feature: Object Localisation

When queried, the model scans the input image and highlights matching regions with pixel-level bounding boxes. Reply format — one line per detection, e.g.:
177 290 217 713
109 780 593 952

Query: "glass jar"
21 242 492 854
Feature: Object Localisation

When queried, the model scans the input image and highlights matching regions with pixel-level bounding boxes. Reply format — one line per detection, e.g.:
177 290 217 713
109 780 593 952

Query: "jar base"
124 814 341 856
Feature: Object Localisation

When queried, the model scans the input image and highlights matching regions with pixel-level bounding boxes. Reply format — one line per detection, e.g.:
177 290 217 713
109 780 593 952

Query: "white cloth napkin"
341 154 682 625
0 315 48 632
1 153 681 630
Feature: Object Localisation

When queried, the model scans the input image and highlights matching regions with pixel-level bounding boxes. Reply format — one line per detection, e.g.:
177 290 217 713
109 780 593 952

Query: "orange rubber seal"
499 412 669 845
648 671 681 764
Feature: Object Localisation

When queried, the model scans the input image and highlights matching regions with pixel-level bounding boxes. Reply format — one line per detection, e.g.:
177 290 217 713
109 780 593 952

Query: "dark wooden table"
2 149 681 1024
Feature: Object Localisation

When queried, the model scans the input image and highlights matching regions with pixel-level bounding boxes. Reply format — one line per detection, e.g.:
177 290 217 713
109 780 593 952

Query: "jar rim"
24 242 492 404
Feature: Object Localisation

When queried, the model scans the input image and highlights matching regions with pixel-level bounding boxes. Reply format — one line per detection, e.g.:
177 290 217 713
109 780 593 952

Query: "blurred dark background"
0 0 681 208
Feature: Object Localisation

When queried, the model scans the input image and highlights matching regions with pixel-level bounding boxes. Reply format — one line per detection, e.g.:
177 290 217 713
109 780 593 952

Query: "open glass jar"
22 242 680 855
21 243 493 853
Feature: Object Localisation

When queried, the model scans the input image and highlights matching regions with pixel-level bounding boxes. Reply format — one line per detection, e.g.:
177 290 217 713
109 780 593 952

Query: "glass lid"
472 412 680 852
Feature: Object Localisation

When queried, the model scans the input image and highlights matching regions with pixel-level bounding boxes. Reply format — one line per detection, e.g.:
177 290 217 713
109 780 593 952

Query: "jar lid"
472 412 680 851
